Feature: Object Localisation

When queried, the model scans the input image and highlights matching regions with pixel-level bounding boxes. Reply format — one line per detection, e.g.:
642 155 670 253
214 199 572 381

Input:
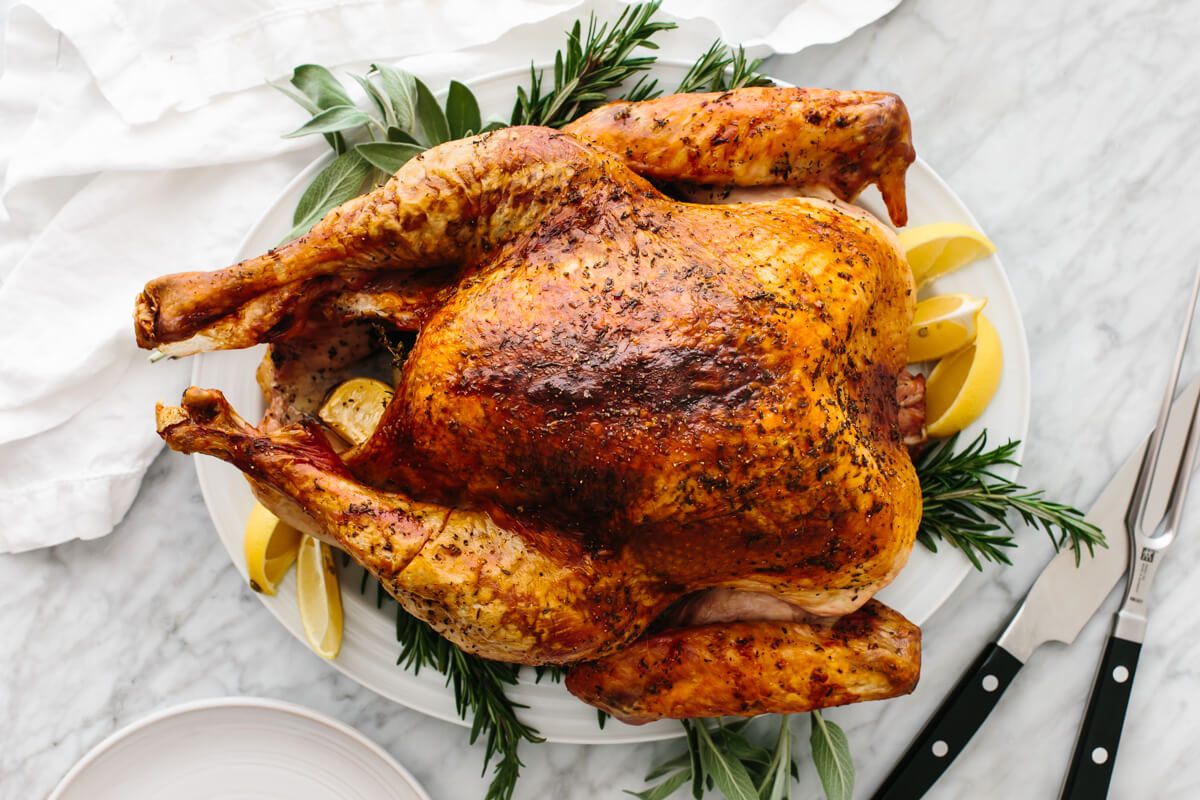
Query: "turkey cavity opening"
651 588 836 632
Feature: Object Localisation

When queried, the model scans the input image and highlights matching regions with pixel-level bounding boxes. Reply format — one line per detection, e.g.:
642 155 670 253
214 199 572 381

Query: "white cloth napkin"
0 0 900 553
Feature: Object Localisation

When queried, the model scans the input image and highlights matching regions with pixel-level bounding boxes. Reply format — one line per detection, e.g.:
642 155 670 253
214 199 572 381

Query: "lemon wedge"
319 377 394 446
907 293 988 363
243 502 302 596
925 313 1004 438
898 222 996 287
297 535 343 659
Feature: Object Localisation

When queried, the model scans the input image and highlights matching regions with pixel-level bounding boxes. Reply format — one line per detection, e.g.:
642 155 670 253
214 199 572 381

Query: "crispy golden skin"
564 87 915 225
159 388 664 664
139 88 923 720
566 600 920 724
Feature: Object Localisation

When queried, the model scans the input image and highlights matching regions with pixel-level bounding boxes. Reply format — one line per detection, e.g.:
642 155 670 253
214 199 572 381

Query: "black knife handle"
872 643 1023 800
1060 635 1142 800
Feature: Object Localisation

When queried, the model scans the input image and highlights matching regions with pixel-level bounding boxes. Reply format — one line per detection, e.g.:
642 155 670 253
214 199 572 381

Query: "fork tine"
1159 367 1200 544
1064 265 1200 800
1128 265 1200 538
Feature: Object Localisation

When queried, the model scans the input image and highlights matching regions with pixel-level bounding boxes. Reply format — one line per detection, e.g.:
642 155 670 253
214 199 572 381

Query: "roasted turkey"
136 87 924 724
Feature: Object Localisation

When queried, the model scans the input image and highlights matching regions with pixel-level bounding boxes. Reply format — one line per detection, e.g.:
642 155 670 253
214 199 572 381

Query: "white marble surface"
4 0 1200 797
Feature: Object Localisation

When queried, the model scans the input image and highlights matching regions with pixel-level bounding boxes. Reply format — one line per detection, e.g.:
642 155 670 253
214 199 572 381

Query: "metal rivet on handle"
981 674 999 692
1092 747 1109 765
932 741 949 758
1112 665 1130 683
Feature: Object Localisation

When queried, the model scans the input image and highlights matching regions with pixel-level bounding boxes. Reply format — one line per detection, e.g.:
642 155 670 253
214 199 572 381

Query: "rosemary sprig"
394 606 543 800
509 1 676 127
675 41 774 94
915 432 1106 570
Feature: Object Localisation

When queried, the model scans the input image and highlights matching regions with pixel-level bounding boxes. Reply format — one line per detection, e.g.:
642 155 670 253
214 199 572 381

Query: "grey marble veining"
5 0 1200 797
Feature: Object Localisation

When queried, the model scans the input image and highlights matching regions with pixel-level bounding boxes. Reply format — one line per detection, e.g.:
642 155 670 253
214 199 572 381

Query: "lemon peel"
898 222 996 287
297 535 343 659
243 502 302 596
907 293 987 363
925 313 1004 438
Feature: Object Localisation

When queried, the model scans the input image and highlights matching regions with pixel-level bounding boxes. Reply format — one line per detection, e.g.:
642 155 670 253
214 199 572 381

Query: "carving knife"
871 377 1200 800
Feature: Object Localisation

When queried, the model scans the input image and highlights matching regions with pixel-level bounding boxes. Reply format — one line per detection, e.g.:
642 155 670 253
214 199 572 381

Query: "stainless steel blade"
997 378 1200 662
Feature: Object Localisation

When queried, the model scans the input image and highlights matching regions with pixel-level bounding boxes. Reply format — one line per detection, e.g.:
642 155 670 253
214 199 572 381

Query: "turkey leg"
563 87 915 225
157 387 669 663
135 128 644 356
159 387 445 575
566 599 920 723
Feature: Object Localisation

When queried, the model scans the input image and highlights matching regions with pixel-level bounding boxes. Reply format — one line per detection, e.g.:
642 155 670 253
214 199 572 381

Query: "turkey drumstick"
158 387 670 664
136 128 615 356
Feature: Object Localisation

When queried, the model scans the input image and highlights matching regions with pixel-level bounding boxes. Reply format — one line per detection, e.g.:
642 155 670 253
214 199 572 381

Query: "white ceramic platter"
190 61 1031 744
47 697 431 800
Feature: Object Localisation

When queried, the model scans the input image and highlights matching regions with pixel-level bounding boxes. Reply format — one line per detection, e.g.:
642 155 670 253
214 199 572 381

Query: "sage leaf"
387 126 420 145
685 720 704 799
479 120 508 134
289 64 354 110
285 149 370 241
414 78 452 146
355 142 426 175
446 80 482 139
757 716 793 800
715 727 771 769
282 105 372 139
809 712 854 800
270 72 345 154
370 63 418 131
625 770 691 800
272 81 322 115
696 723 759 800
645 752 692 781
349 72 395 127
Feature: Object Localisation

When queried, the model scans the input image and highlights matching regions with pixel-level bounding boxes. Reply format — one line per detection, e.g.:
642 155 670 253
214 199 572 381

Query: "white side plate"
190 62 1031 743
48 697 431 800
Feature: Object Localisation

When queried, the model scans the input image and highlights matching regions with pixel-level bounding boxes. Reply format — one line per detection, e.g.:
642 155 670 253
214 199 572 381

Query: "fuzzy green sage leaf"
283 105 373 139
387 126 420 144
355 142 427 175
625 769 691 800
370 63 419 131
348 72 396 128
696 722 759 800
285 149 370 241
757 715 793 800
287 64 354 110
447 80 483 138
414 78 452 145
810 712 853 800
